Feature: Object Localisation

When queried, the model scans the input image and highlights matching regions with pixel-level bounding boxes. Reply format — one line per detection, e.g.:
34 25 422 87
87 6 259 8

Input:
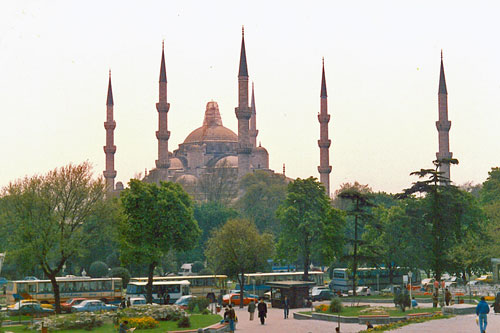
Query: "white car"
348 286 371 296
129 297 147 306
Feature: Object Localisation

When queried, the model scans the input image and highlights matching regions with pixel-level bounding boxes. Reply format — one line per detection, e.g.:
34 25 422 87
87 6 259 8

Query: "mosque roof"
183 101 238 144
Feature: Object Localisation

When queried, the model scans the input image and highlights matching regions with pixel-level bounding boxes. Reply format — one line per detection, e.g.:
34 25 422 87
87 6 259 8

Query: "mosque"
102 28 332 197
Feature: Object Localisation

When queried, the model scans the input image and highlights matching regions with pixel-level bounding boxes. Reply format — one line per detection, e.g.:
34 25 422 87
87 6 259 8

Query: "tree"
192 261 204 273
89 261 109 278
0 162 107 313
205 218 274 308
277 177 345 281
119 179 201 303
237 171 288 234
337 184 375 296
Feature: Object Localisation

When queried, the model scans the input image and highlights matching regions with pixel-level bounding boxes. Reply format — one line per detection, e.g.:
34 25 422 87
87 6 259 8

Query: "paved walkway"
394 313 500 332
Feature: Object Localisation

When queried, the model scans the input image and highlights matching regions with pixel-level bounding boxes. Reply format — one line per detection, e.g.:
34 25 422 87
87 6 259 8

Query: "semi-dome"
168 157 184 169
176 174 198 184
183 101 237 144
215 155 238 168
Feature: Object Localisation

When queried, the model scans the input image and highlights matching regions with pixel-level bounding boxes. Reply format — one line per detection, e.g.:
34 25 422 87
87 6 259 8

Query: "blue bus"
329 267 421 292
238 271 325 297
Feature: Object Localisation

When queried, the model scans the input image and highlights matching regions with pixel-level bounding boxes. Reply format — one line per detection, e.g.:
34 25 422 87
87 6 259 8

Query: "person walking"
248 299 256 320
227 304 236 333
257 298 267 325
445 288 452 306
283 296 290 319
476 296 490 333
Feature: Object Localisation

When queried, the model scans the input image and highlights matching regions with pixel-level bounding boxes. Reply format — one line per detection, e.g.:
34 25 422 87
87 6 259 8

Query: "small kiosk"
266 280 316 309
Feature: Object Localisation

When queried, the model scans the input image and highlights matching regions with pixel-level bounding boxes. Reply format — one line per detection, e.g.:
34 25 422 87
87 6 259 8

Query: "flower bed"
117 304 186 321
30 311 114 331
121 316 159 329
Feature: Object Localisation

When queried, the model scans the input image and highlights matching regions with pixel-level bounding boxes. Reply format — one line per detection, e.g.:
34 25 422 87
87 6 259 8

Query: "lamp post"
408 271 413 309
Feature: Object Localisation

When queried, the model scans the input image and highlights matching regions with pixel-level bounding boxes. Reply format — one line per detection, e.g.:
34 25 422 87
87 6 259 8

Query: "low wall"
442 304 476 315
295 312 442 324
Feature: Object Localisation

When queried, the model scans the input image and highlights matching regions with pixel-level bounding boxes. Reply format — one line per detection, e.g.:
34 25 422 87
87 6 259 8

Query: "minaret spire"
436 51 452 184
235 26 252 178
103 70 117 192
318 58 332 196
249 81 258 148
156 42 171 171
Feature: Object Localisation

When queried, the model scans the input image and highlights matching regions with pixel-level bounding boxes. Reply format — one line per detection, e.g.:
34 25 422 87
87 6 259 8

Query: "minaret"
249 82 258 148
103 70 117 192
435 51 452 184
155 41 171 170
235 27 252 178
318 58 332 196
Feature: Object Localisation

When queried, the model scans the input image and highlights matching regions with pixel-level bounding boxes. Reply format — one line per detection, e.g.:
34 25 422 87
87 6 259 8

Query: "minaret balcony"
318 139 331 148
155 159 171 169
318 166 332 174
235 108 252 120
103 145 116 154
103 170 117 178
436 152 453 160
435 120 451 131
156 102 170 113
317 114 331 123
156 131 171 141
104 121 116 130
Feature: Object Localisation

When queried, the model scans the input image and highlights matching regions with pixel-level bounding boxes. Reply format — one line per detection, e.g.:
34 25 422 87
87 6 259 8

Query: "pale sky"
2 0 500 195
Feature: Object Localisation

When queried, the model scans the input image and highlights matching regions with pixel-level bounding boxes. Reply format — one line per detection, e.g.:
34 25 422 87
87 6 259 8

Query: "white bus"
125 280 190 304
241 271 325 297
129 275 227 298
5 277 123 305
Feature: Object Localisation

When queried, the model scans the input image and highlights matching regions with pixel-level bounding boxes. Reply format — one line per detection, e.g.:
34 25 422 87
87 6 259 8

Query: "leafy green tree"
192 261 204 273
237 171 288 234
89 261 109 278
277 177 345 281
337 184 375 295
108 267 131 287
205 218 274 308
119 179 201 303
0 162 108 313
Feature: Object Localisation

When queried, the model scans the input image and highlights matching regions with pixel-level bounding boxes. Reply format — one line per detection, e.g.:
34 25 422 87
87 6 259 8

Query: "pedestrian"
119 320 129 333
166 294 170 305
432 290 438 308
493 292 500 313
476 296 490 333
126 297 131 308
366 321 374 329
411 296 418 308
445 288 452 306
227 304 236 333
283 296 290 319
257 298 267 325
248 299 256 320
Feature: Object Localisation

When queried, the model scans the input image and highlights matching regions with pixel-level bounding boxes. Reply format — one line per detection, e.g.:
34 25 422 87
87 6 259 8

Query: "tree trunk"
388 265 394 285
303 235 310 281
146 262 156 304
353 211 359 297
49 274 61 314
238 272 245 309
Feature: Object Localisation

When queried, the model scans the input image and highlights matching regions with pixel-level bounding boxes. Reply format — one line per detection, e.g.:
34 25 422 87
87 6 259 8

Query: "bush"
117 304 185 322
192 261 205 273
88 261 109 278
315 304 329 312
122 317 159 329
31 312 110 331
187 297 210 313
329 297 343 313
394 291 410 312
198 267 214 275
177 315 191 328
201 308 210 315
108 267 131 287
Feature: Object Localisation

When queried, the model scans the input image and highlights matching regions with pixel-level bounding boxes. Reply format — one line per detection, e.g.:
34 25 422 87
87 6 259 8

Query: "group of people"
222 297 272 332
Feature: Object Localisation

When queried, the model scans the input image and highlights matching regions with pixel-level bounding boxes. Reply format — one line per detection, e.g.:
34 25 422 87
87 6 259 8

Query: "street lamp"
408 271 413 309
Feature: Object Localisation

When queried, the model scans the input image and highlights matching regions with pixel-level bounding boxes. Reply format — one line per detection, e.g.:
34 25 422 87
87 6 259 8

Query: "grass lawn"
3 314 222 332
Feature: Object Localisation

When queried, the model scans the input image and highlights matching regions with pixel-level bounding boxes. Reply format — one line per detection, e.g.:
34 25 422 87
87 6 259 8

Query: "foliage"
205 218 274 307
187 297 210 313
122 316 159 329
119 180 201 303
192 261 205 273
358 313 449 332
177 315 191 328
0 162 108 313
336 183 374 295
116 304 185 322
315 304 329 312
31 311 110 331
198 267 214 275
201 308 210 315
237 171 288 234
393 291 411 312
108 267 131 287
277 177 345 281
89 261 109 278
329 298 343 313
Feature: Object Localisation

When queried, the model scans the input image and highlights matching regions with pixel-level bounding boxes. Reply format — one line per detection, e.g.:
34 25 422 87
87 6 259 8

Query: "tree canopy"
119 179 200 303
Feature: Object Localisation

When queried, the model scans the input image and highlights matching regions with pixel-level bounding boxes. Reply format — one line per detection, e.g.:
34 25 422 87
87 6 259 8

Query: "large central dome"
183 101 238 144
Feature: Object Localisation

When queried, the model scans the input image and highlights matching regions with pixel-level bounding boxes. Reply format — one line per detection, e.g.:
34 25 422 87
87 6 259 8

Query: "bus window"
17 283 27 293
103 280 111 291
28 283 36 293
182 285 189 296
82 281 90 292
90 281 98 292
114 280 122 292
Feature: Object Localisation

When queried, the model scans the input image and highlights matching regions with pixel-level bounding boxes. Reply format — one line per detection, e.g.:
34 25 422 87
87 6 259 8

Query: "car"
61 298 87 313
71 300 118 312
8 300 53 311
476 275 493 283
230 290 259 299
174 295 195 310
222 293 257 306
129 297 147 306
23 276 38 280
348 286 371 296
311 289 333 301
8 303 54 316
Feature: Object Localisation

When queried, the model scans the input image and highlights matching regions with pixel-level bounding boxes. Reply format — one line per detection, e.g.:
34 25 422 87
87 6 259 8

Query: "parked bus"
239 271 325 297
5 277 122 305
129 275 227 298
126 280 190 303
329 267 421 292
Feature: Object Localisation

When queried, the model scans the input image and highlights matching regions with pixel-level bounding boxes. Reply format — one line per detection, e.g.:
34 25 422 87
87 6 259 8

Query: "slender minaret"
235 27 252 178
436 51 452 184
318 58 332 196
155 41 171 170
103 70 117 192
249 82 258 148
